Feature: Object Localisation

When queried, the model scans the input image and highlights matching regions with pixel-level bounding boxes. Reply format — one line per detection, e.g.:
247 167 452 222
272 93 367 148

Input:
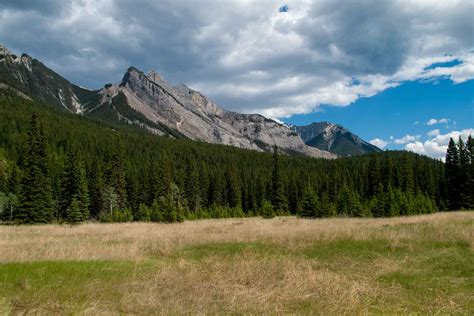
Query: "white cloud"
404 128 474 159
427 118 449 126
370 138 389 149
0 0 473 118
427 129 440 137
394 134 419 144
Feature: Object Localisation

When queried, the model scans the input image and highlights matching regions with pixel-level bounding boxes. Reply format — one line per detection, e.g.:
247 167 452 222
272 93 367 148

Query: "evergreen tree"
224 167 241 209
59 150 89 220
6 164 21 195
319 191 336 217
467 135 474 208
89 159 105 218
135 203 151 222
271 146 288 213
184 158 200 212
150 199 164 222
300 185 319 218
65 197 83 223
16 113 54 223
458 136 471 208
445 137 460 210
260 200 275 219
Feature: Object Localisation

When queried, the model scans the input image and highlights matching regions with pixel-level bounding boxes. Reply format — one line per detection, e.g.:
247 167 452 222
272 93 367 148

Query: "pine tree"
260 200 275 219
319 191 336 217
59 150 89 221
135 203 151 222
65 197 83 223
184 158 200 212
445 137 460 210
6 164 21 195
458 136 471 209
224 167 241 209
150 199 164 222
16 113 54 223
300 185 319 218
89 159 105 218
466 135 474 208
271 146 288 213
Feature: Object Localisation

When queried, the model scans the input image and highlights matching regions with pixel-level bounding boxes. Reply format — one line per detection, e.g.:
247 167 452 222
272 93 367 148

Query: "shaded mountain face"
0 44 98 113
295 122 382 156
0 44 335 159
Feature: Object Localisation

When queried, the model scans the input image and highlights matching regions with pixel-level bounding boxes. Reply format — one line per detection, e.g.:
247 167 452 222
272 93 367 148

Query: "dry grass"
0 212 473 314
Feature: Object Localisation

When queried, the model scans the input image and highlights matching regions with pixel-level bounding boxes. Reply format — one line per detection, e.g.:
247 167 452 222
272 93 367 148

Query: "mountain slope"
99 67 334 157
295 122 381 156
0 44 335 159
0 44 97 113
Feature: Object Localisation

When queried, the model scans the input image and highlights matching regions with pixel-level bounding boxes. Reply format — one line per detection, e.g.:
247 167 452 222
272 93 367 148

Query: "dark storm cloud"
0 0 472 117
0 0 67 16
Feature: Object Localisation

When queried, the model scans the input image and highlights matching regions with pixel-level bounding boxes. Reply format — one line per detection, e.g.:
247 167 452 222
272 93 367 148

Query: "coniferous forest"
0 90 472 224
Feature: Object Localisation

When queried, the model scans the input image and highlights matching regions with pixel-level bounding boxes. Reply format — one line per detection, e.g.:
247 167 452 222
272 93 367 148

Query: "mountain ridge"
0 44 338 158
295 122 381 156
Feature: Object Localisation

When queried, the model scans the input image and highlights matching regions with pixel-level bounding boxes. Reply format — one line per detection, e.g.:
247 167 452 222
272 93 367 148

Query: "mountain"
0 44 97 113
0 44 335 159
295 122 382 156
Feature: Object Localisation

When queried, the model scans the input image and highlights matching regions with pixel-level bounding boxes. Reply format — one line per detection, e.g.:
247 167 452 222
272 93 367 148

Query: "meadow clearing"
0 212 473 314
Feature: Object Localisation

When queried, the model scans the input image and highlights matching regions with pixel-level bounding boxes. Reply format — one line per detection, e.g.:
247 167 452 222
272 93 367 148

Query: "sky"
0 0 473 159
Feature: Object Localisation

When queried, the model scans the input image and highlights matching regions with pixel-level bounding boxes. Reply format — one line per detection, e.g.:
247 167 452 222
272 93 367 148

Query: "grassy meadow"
0 212 473 314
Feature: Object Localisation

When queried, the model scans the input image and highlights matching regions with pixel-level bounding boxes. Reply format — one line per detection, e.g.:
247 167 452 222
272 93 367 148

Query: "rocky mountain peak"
0 44 13 58
147 69 163 83
296 122 381 156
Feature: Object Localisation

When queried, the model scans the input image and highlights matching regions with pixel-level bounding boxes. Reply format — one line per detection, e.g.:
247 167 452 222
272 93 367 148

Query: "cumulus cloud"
370 138 389 149
394 134 420 145
404 129 474 159
0 0 473 118
427 118 449 126
427 129 440 137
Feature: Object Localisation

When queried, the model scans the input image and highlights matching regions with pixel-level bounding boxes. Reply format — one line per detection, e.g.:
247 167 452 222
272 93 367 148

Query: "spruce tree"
445 137 460 210
458 136 471 208
224 167 241 209
16 113 54 223
260 200 275 219
184 158 200 212
59 150 89 220
136 203 151 222
271 146 288 213
65 197 83 223
466 135 474 208
300 185 319 218
89 159 105 218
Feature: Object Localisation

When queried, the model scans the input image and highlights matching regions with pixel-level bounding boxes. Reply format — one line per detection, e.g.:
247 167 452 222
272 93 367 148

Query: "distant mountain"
295 122 382 156
0 44 335 159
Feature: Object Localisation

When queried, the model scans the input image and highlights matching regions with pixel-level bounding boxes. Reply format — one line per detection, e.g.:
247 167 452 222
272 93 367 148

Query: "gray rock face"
295 122 381 156
99 67 335 158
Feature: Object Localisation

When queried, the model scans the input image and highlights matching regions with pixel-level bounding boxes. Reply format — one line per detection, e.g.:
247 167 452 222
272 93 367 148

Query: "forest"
0 90 472 223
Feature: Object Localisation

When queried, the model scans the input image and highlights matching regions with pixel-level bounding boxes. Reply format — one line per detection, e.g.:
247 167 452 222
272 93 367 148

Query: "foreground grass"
0 212 473 314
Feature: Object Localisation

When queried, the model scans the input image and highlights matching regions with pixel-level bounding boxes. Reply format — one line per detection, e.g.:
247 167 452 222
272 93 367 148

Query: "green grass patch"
301 238 408 261
0 260 149 314
175 241 289 261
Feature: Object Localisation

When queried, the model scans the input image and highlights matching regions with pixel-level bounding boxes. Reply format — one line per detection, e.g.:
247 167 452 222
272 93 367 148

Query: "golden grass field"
0 212 473 314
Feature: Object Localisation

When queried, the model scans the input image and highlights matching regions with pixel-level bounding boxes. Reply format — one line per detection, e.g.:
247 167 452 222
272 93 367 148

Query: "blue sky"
0 0 472 158
284 77 474 157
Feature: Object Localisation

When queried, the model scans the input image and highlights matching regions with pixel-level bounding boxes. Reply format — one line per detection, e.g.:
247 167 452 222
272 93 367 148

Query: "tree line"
0 90 465 224
445 136 474 210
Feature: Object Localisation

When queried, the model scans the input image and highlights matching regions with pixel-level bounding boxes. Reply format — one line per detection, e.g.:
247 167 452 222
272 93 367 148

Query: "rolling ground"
0 212 473 314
